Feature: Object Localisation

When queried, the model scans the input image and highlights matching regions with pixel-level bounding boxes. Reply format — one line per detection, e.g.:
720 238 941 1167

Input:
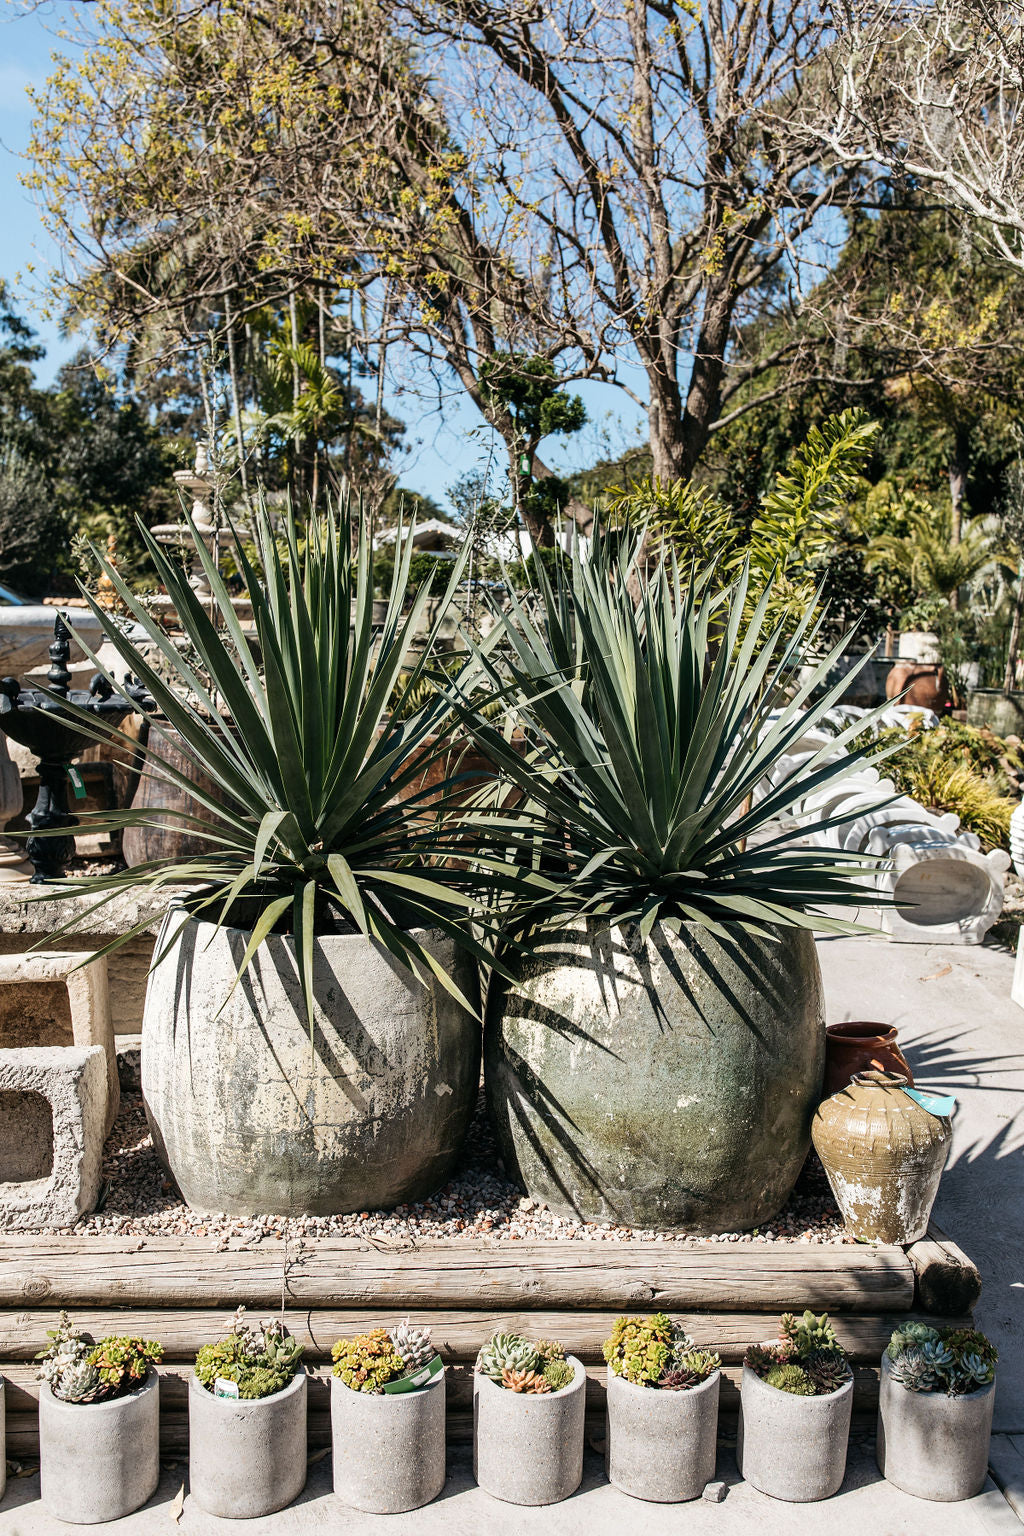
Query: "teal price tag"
67 766 87 800
902 1087 956 1119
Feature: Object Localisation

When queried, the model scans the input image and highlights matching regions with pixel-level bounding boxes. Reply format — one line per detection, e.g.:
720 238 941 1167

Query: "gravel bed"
32 1088 850 1248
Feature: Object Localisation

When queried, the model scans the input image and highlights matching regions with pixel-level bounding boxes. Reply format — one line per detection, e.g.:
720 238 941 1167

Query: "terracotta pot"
823 1022 913 1098
811 1070 952 1243
885 662 949 713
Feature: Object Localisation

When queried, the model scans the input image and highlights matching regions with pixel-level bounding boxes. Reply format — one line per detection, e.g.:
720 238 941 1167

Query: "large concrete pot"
737 1364 853 1502
473 1358 586 1505
876 1353 994 1501
143 912 480 1216
331 1369 446 1512
486 921 824 1231
39 1375 160 1524
606 1369 720 1501
188 1371 307 1518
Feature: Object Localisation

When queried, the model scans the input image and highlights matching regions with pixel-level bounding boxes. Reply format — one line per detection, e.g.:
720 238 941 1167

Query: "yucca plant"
39 490 523 1019
452 520 897 938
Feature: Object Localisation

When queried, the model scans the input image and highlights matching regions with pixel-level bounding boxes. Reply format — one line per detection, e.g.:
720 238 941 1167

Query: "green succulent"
332 1329 406 1394
603 1314 676 1386
888 1346 943 1393
388 1321 434 1372
196 1315 304 1400
89 1337 164 1395
764 1364 815 1396
535 1339 566 1367
37 1315 163 1404
237 1365 292 1400
943 1328 998 1367
542 1358 575 1392
780 1311 840 1359
886 1322 940 1360
950 1353 996 1394
477 1334 540 1382
802 1349 850 1396
658 1348 721 1390
886 1322 998 1396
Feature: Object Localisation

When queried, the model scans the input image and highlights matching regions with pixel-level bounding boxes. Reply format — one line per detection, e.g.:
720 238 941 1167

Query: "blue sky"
0 3 645 511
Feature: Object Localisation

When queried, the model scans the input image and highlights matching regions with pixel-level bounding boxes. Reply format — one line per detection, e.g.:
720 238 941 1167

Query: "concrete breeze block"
0 951 118 1133
0 1046 106 1229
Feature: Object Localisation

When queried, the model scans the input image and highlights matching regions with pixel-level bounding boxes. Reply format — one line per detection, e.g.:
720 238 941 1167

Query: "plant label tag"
382 1354 444 1394
902 1087 957 1119
67 766 87 800
214 1378 240 1399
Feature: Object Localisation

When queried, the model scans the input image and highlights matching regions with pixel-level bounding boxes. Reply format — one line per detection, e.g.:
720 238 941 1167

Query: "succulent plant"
534 1339 566 1366
196 1311 303 1400
943 1328 998 1367
477 1333 540 1382
744 1341 785 1378
603 1314 675 1386
886 1321 940 1360
660 1348 722 1390
764 1363 816 1396
332 1329 406 1394
389 1320 434 1372
887 1346 942 1393
802 1349 851 1396
502 1368 551 1394
542 1358 575 1392
950 1352 996 1394
36 1314 163 1404
55 1358 104 1404
780 1311 840 1358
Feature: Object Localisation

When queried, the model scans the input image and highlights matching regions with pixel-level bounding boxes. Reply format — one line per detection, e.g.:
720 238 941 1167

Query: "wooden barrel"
122 724 231 868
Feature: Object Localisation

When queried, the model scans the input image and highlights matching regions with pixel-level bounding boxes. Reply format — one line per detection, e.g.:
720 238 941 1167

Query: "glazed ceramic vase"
812 1071 951 1243
822 1022 914 1098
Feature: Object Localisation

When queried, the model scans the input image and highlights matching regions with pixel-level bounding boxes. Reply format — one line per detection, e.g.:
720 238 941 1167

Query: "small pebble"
702 1480 727 1503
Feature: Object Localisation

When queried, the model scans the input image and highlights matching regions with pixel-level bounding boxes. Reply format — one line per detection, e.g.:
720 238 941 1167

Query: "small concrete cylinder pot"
188 1370 307 1518
39 1374 160 1524
473 1357 586 1505
737 1364 853 1502
331 1369 446 1513
606 1369 720 1501
876 1352 995 1501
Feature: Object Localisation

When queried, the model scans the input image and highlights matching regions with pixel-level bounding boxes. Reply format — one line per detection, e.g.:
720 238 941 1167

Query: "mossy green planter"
485 920 824 1233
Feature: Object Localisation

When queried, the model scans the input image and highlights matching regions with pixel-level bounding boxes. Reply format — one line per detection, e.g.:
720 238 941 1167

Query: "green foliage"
476 1333 541 1382
534 1339 566 1366
802 1350 851 1395
541 1358 575 1392
195 1310 303 1400
459 520 893 941
857 721 1019 851
0 433 67 596
868 504 1007 603
46 492 524 1026
661 1348 722 1390
331 1329 406 1394
479 354 586 445
36 1313 163 1404
886 1323 997 1396
764 1364 816 1396
780 1311 840 1356
603 1314 675 1386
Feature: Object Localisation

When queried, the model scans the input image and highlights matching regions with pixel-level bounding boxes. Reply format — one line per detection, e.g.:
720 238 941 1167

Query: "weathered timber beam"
905 1222 982 1317
0 1238 915 1312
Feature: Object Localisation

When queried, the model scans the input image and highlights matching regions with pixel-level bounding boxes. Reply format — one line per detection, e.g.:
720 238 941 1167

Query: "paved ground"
0 1442 1019 1535
1 929 1021 1532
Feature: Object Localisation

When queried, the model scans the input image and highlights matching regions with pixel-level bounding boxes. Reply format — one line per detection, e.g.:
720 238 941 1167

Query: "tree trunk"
223 290 250 509
1005 559 1024 693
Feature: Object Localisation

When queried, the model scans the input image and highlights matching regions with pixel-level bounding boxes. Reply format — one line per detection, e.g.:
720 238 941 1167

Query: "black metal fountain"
0 615 148 882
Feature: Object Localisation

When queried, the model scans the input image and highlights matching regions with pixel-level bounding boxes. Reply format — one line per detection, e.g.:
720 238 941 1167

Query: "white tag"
214 1377 240 1399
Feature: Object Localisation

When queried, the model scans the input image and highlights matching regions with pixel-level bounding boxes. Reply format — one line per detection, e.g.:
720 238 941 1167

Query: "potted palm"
44 494 516 1217
189 1307 307 1518
330 1322 446 1513
458 525 894 1233
603 1314 721 1501
472 1332 586 1505
35 1311 163 1524
738 1311 853 1502
877 1322 997 1501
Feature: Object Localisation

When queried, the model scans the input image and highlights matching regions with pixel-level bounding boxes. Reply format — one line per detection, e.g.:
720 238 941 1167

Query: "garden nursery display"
35 1312 163 1524
877 1322 998 1502
189 1307 307 1518
331 1321 446 1512
603 1313 722 1502
473 1332 586 1505
737 1311 854 1502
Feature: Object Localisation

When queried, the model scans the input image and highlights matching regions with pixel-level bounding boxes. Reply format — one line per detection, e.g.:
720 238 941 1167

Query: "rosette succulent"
744 1311 849 1397
36 1313 163 1404
885 1322 997 1396
604 1315 720 1390
196 1308 304 1400
332 1329 406 1394
477 1332 574 1392
389 1320 434 1372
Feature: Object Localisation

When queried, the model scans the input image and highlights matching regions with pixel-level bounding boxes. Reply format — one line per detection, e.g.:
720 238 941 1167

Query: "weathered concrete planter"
606 1368 720 1501
0 1377 5 1503
188 1370 307 1518
737 1363 853 1502
486 921 824 1230
967 688 1024 737
473 1357 586 1505
143 912 480 1216
876 1352 994 1501
331 1369 446 1512
39 1374 160 1524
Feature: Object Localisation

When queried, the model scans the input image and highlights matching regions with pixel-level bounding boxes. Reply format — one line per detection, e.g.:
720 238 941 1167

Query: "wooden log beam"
0 1308 958 1365
0 1237 915 1312
906 1222 982 1317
